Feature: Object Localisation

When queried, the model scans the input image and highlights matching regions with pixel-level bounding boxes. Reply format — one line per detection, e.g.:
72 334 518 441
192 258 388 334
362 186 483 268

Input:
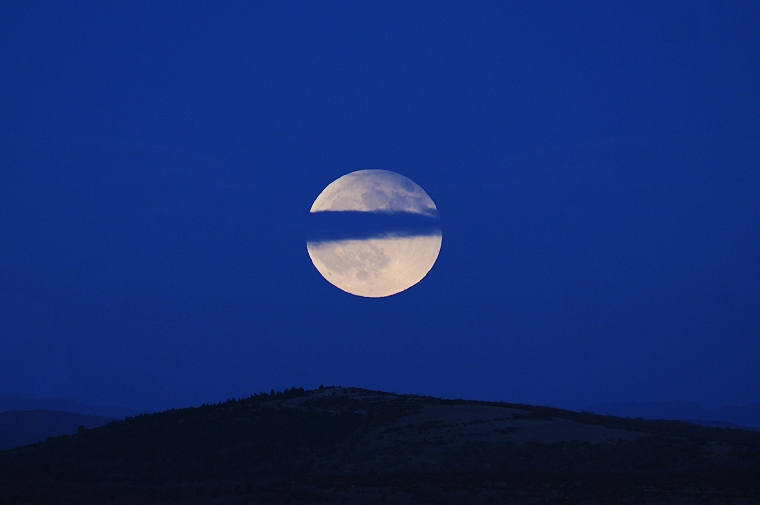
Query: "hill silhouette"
0 410 117 450
586 400 760 430
0 394 143 419
1 386 759 504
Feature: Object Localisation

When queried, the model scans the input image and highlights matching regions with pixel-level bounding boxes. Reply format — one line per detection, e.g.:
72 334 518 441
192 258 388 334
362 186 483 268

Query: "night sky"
2 2 759 413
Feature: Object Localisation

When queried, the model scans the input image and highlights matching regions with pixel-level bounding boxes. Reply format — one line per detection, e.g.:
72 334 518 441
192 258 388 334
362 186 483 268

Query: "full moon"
307 169 442 297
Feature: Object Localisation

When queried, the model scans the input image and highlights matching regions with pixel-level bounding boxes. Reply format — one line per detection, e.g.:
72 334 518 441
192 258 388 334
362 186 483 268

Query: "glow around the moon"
307 170 442 298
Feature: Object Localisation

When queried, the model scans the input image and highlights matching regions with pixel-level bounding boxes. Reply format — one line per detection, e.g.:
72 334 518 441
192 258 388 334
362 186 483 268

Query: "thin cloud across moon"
307 170 442 298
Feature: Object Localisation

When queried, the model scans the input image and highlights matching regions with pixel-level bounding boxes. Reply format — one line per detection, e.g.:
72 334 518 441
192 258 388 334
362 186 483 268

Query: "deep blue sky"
2 2 759 413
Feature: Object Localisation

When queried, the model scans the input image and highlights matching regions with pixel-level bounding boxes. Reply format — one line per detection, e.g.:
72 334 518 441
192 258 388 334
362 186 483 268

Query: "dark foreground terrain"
1 386 759 504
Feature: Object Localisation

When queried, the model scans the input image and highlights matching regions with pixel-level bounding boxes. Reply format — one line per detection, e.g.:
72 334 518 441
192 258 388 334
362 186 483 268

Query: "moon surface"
307 170 442 297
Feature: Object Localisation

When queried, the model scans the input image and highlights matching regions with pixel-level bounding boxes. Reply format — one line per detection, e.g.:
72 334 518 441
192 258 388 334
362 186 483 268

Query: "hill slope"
0 394 143 419
0 410 116 450
586 400 760 430
1 386 759 504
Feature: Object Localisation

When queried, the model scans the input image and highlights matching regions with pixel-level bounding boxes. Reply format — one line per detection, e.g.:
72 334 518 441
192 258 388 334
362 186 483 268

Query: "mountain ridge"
586 400 760 430
0 394 144 419
1 386 759 504
0 410 117 450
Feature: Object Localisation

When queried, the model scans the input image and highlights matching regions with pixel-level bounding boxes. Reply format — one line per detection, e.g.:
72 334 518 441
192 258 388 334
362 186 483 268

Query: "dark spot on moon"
400 179 415 192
